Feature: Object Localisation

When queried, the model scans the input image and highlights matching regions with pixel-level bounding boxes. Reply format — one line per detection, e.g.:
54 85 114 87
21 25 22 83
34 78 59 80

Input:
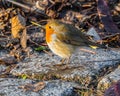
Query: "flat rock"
10 48 120 87
0 78 79 96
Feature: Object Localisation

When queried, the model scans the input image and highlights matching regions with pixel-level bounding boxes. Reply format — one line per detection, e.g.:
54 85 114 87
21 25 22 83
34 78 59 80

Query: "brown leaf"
11 14 26 38
97 0 120 34
19 82 45 92
102 34 120 47
20 28 27 48
0 56 17 65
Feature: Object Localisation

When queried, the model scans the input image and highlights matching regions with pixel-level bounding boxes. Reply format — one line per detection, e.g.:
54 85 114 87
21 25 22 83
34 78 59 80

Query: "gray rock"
39 80 79 96
10 48 120 86
0 78 79 96
0 78 36 96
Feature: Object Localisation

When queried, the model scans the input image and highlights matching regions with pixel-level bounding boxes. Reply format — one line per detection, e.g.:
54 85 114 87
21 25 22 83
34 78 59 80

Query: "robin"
45 20 105 63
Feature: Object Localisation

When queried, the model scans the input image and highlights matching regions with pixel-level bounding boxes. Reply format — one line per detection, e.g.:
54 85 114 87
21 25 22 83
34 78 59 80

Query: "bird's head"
45 20 66 43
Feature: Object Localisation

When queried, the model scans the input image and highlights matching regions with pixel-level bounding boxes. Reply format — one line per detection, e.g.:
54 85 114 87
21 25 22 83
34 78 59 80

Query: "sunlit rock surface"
0 78 79 96
0 48 120 95
10 48 120 86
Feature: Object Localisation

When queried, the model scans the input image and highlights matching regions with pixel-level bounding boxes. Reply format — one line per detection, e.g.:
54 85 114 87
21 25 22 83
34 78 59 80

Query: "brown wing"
59 23 97 47
51 20 105 48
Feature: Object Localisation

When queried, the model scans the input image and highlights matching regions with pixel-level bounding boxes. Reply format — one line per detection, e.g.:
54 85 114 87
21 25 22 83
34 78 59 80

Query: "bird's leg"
65 56 71 65
60 56 71 64
53 58 66 66
53 58 70 69
60 58 66 64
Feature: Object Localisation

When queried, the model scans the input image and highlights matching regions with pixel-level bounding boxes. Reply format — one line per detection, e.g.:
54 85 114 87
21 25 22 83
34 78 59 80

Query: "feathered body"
45 20 103 58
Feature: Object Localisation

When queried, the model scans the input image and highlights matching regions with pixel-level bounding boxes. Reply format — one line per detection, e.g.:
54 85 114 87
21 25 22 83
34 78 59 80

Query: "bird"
45 20 105 63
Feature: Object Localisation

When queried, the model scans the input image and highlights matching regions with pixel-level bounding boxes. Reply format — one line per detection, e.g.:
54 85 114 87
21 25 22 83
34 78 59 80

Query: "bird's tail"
88 41 107 49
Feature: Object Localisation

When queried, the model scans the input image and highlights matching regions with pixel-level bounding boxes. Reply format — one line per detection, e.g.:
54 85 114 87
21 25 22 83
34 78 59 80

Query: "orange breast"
45 24 54 43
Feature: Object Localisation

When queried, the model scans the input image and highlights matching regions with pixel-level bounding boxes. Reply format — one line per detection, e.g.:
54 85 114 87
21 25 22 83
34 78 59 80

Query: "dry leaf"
11 14 26 38
20 28 27 48
0 8 11 30
19 82 45 92
0 56 16 65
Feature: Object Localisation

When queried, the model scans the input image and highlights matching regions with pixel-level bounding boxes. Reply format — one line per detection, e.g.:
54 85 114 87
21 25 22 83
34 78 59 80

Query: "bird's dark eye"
49 26 51 29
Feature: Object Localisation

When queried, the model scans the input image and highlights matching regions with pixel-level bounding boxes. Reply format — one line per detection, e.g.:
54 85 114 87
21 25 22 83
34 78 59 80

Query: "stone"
10 48 120 87
0 78 79 96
